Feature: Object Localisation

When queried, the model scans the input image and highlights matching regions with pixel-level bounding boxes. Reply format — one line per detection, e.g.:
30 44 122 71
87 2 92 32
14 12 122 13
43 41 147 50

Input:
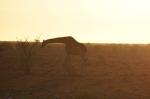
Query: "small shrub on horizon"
15 38 40 75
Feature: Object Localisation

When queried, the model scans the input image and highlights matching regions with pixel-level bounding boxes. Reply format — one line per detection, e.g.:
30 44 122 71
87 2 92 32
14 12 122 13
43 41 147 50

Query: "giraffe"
41 36 87 75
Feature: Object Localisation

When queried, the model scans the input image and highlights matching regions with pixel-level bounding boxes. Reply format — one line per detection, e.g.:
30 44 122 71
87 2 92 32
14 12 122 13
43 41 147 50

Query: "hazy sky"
1 0 150 43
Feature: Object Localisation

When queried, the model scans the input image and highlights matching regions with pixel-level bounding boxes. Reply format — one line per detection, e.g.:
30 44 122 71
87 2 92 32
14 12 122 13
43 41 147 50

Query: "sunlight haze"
1 0 150 43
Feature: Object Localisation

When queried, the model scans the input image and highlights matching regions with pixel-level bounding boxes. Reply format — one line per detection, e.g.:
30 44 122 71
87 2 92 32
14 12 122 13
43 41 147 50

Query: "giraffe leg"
63 54 71 75
80 55 87 75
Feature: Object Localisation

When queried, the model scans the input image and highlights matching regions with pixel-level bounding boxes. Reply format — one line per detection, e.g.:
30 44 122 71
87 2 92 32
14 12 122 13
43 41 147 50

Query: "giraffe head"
41 40 46 48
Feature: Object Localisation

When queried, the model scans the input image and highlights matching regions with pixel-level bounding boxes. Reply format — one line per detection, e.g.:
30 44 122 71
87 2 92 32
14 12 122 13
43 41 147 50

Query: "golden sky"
1 0 150 43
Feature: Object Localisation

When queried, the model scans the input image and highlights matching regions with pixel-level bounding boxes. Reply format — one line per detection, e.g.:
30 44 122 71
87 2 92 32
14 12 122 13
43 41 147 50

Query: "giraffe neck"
44 36 78 46
46 38 66 44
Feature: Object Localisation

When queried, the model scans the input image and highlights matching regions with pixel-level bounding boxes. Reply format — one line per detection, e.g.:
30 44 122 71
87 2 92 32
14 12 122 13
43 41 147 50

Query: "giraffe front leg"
63 54 71 75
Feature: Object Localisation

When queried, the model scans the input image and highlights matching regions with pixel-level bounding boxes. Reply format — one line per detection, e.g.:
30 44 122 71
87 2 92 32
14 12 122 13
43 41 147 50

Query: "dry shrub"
15 38 40 74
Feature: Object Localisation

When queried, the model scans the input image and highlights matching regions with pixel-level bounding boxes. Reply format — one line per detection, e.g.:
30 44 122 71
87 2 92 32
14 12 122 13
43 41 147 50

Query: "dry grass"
0 43 150 98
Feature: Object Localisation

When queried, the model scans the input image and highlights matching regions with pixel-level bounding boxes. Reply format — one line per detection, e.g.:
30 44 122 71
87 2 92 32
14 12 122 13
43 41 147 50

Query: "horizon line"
1 40 150 45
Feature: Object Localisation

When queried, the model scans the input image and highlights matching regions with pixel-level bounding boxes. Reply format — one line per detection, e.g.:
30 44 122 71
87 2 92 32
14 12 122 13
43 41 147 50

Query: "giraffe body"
41 36 87 75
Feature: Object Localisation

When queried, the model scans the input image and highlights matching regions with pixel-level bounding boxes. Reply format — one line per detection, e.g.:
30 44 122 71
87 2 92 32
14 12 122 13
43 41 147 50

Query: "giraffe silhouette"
41 36 87 75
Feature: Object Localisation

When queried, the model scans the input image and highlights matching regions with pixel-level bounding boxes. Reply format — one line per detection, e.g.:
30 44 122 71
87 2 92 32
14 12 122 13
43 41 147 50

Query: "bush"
15 39 39 75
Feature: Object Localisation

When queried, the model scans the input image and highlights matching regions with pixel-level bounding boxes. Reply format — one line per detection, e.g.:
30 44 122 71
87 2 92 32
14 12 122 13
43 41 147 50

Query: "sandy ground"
0 42 150 99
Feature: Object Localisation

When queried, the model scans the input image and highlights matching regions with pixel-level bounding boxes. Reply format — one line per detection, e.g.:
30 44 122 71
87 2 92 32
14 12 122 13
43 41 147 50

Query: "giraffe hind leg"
80 55 87 75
